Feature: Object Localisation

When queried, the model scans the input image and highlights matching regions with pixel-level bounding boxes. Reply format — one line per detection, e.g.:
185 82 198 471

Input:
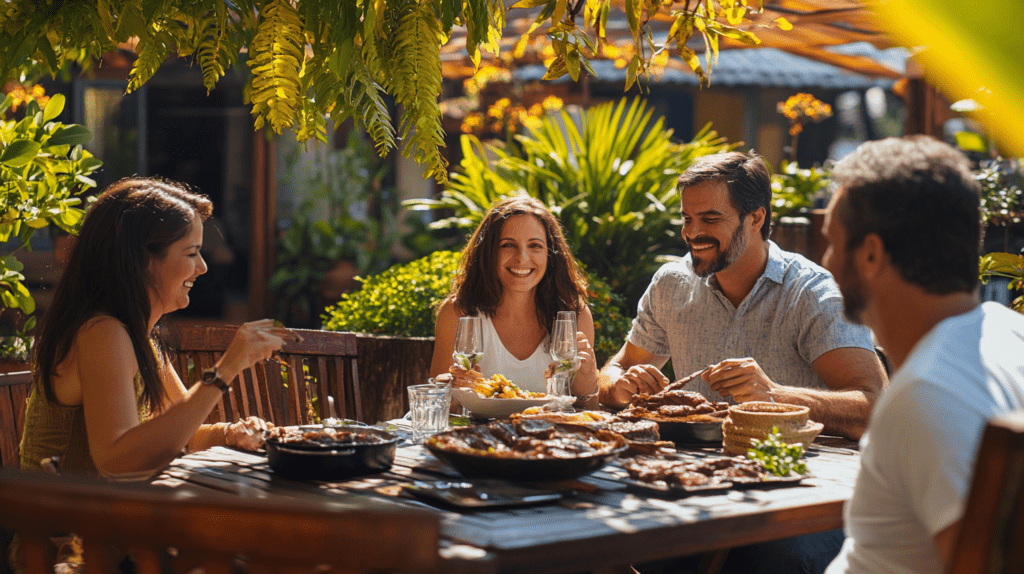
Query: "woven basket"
726 402 809 433
722 420 824 455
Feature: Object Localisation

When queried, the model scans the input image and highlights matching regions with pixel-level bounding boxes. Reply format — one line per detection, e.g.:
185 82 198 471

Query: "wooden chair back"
162 324 363 425
948 409 1024 574
0 370 31 467
0 469 440 574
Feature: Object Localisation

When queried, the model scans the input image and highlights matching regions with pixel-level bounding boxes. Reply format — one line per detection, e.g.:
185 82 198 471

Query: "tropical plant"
0 0 778 181
270 131 399 327
406 97 737 308
1 91 101 320
979 252 1024 313
322 250 630 364
770 160 831 219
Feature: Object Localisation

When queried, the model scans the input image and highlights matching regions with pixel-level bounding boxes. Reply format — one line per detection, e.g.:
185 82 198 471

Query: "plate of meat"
617 378 729 445
424 419 628 481
617 452 808 495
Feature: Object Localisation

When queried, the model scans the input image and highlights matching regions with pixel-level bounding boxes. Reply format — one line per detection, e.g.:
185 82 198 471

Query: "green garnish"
449 416 472 427
747 426 808 477
554 359 575 373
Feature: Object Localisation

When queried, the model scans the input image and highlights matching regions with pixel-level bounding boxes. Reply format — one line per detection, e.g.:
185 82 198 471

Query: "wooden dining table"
150 425 861 574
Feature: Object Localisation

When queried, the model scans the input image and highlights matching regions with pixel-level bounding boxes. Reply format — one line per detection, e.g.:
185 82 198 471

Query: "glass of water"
407 380 451 443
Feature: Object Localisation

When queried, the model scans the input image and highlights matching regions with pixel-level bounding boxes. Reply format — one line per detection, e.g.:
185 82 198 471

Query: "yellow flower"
542 95 563 111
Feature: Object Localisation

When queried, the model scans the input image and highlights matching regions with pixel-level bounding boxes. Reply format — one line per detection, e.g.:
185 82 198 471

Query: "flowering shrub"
777 93 833 161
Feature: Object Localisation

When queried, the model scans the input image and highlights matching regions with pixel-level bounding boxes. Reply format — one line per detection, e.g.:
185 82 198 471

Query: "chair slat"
949 410 1024 574
163 324 363 425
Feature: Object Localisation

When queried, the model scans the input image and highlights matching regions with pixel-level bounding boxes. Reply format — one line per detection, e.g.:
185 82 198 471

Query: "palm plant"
406 97 736 309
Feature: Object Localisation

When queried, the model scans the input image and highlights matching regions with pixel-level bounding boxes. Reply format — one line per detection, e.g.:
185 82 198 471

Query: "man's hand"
605 365 670 408
704 357 778 402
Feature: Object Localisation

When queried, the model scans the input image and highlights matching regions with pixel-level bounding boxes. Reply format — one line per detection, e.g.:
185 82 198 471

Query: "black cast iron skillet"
424 424 628 481
264 426 399 480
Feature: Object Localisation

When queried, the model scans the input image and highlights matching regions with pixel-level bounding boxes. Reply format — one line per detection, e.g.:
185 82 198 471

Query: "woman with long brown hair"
430 195 599 406
20 177 296 479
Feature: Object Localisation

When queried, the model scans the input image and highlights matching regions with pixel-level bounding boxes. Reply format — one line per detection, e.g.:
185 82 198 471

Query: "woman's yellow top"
18 372 148 474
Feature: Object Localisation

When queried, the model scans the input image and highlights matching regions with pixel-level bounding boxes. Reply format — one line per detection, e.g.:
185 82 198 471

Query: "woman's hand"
218 319 302 382
570 332 599 396
224 416 272 451
447 364 483 389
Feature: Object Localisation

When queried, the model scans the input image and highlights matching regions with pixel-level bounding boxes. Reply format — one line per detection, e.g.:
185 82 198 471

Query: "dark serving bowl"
264 426 399 480
656 420 724 446
424 426 628 481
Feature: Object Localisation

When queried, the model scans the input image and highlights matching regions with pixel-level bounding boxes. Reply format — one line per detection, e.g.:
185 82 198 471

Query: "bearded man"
599 151 888 440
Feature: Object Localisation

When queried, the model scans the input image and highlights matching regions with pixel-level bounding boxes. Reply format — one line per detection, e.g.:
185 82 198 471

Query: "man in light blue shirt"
603 151 889 574
598 151 887 440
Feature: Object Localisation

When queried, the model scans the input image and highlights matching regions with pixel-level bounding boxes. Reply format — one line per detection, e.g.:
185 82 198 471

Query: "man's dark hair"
831 135 981 294
676 151 773 240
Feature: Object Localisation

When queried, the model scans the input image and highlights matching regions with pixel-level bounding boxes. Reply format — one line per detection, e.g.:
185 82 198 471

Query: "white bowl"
451 387 554 419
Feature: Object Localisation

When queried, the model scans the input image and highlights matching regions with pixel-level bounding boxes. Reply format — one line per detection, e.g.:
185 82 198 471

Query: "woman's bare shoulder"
77 315 131 342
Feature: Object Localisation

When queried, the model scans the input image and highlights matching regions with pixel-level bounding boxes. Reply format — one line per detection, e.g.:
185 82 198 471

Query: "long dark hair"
33 177 213 412
448 195 589 333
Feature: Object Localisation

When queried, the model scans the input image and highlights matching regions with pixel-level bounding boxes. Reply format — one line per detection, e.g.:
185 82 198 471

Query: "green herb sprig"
747 426 808 477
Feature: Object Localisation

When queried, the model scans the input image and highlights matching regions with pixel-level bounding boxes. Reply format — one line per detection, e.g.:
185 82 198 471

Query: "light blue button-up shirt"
628 241 875 402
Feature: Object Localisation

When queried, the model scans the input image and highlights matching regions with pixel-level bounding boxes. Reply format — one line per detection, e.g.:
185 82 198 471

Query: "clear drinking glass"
453 316 484 371
408 380 451 443
556 310 577 334
548 318 578 397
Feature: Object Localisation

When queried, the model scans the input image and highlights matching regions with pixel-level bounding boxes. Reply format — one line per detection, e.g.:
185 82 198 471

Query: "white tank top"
476 314 551 393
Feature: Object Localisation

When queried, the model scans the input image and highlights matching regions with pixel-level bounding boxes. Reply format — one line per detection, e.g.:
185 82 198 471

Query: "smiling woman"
19 177 298 482
430 196 600 407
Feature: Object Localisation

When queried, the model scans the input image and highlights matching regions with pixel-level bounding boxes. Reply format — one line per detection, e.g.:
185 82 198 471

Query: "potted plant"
1 86 101 366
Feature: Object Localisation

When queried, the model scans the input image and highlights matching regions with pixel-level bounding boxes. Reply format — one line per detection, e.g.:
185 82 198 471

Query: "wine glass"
453 316 483 371
556 310 577 334
548 318 578 397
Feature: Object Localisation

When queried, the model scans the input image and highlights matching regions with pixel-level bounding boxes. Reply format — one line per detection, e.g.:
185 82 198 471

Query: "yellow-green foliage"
0 0 772 183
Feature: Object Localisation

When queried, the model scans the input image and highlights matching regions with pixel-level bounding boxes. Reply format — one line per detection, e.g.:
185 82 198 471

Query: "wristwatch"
201 367 232 395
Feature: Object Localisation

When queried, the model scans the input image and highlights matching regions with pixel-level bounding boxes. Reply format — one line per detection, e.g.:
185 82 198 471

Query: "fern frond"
127 28 171 93
246 0 305 134
391 3 447 181
340 54 396 156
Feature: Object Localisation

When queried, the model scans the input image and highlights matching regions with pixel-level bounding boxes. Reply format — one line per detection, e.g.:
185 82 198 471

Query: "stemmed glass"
548 318 578 397
453 316 484 371
556 310 577 334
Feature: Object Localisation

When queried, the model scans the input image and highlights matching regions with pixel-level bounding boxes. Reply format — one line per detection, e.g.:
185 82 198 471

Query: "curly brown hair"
448 195 589 333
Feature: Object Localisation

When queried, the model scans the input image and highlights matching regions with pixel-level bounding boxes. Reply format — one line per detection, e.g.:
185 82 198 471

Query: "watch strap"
202 368 231 395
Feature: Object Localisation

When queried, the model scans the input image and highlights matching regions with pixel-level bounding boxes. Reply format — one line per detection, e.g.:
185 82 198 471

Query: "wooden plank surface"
152 440 860 574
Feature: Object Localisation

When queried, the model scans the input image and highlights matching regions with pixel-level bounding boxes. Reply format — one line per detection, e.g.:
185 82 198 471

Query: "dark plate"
402 480 569 508
656 420 724 445
617 475 734 496
726 473 809 489
424 426 628 481
265 427 399 480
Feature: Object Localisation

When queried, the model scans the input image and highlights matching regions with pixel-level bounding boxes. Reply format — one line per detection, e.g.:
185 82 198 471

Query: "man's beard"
689 219 749 278
838 257 867 324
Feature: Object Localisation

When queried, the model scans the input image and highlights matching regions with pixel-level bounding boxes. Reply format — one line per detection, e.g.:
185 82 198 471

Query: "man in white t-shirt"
821 135 1024 574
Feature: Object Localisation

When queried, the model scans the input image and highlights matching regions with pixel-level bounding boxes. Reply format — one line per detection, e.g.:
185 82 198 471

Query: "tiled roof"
514 44 906 90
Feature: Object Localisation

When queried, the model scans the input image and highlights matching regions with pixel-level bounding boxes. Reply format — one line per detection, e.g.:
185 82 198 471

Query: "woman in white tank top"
430 196 600 407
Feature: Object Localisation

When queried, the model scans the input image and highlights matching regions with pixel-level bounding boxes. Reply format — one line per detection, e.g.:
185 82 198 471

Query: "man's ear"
749 207 766 234
856 233 886 278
